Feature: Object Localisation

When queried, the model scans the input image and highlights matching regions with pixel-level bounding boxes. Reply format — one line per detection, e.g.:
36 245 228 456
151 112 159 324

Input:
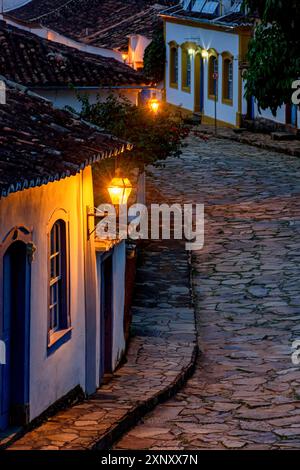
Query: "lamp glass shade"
149 98 160 114
108 177 133 205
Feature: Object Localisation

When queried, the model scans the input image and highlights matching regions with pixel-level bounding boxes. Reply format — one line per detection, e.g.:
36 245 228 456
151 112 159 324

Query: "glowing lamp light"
149 98 160 114
122 53 128 62
108 175 133 206
188 48 195 56
201 49 209 59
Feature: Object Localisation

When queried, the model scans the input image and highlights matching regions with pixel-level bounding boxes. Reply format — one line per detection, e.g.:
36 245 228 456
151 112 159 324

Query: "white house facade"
162 1 251 128
0 82 132 431
162 1 300 130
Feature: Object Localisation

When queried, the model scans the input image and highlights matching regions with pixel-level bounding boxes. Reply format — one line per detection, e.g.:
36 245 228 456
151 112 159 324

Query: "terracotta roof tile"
0 20 149 87
9 0 176 50
0 80 132 197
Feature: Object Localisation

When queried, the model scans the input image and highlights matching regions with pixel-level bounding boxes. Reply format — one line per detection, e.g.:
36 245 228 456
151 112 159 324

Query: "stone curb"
197 126 300 157
94 343 199 450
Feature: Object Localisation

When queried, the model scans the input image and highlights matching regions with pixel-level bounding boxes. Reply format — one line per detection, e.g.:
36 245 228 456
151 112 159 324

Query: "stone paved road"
114 134 300 450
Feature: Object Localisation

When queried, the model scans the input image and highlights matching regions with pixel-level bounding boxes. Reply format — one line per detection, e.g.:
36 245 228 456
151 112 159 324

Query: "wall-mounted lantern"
148 97 160 114
201 49 209 60
108 171 133 206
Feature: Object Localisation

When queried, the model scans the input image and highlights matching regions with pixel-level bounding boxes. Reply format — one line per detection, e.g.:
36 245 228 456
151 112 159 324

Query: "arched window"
208 51 219 99
222 53 234 105
181 45 193 93
169 43 179 88
49 219 69 337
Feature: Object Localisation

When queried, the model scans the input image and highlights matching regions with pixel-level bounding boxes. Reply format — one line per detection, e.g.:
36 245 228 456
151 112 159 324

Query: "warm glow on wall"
108 173 133 205
122 53 128 62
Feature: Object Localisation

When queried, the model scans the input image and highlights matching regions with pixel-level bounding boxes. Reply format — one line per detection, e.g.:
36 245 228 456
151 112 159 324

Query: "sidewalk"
4 239 197 450
196 124 300 157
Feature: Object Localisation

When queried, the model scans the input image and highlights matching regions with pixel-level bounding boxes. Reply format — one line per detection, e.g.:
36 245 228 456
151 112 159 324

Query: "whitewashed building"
0 20 150 112
162 0 300 130
161 0 252 128
0 80 132 430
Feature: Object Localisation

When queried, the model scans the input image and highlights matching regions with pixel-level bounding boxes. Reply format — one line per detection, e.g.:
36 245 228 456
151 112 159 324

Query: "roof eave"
160 13 253 31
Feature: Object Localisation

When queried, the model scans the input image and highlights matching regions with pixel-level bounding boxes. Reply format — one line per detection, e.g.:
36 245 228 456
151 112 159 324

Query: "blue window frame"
49 220 70 342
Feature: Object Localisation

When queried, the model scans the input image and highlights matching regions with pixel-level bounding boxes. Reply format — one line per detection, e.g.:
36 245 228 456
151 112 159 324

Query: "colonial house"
162 1 300 130
0 20 150 112
7 0 176 71
161 0 252 128
0 79 132 431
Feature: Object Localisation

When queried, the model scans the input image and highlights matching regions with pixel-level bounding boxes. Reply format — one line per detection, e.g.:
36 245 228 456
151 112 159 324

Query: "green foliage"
75 94 189 169
244 0 300 114
143 28 166 83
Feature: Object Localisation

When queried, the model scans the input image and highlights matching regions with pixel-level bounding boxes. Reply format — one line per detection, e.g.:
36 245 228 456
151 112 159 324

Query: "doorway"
100 253 113 382
0 241 31 431
194 53 204 113
286 103 298 128
247 95 255 120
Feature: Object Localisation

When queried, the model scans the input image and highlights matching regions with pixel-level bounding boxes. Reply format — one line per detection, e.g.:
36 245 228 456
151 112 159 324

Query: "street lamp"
108 171 133 206
201 49 209 60
148 97 160 114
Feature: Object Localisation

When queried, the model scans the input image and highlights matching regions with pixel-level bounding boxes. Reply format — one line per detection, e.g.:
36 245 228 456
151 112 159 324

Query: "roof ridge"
84 5 161 42
23 0 77 23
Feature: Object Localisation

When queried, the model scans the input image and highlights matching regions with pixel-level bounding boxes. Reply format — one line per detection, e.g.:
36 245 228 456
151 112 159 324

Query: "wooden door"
0 241 30 430
100 254 113 381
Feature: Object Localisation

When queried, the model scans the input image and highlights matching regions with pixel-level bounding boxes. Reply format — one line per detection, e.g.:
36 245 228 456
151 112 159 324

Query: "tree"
143 28 166 83
244 0 300 115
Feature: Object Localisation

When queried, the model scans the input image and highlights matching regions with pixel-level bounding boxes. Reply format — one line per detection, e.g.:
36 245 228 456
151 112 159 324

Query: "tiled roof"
8 0 177 50
85 4 168 51
160 4 252 28
0 21 148 87
215 12 253 26
0 80 132 198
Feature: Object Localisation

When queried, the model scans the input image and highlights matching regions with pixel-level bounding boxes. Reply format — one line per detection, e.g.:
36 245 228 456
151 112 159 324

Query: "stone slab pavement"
114 134 300 450
4 240 197 450
196 124 300 157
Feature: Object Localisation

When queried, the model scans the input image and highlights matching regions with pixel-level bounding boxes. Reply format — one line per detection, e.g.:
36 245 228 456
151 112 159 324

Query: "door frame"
99 251 113 383
0 226 32 430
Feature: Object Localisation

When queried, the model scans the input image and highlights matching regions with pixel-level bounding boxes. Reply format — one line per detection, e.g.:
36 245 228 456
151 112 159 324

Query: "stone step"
183 114 202 125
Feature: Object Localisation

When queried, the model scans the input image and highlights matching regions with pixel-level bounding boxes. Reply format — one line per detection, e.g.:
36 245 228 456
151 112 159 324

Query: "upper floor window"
49 219 69 339
222 53 234 105
208 53 219 99
169 44 179 88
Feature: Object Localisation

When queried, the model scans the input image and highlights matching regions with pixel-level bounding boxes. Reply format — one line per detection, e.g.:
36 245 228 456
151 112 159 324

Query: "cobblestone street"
115 134 300 450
